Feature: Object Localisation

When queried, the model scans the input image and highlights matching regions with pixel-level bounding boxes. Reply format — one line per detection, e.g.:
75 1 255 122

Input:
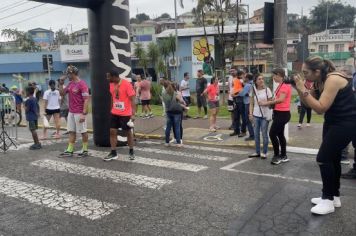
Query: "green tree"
54 29 70 45
134 43 149 77
310 0 356 32
147 42 160 77
136 13 150 23
1 28 38 52
159 38 171 78
159 13 171 19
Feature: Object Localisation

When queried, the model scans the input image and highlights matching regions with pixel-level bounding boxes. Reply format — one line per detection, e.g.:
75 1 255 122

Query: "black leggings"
299 103 312 124
269 111 291 157
317 121 356 200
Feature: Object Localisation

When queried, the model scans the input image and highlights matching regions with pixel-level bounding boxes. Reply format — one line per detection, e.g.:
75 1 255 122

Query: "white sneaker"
310 199 335 215
203 115 208 119
311 196 341 208
169 138 176 143
306 123 311 127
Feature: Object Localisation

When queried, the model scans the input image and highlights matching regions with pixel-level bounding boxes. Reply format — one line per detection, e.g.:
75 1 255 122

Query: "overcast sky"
0 0 355 35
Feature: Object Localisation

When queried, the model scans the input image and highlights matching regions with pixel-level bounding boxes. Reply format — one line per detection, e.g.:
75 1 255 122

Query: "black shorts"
196 94 207 108
60 109 69 118
141 100 151 106
45 109 60 115
183 96 191 106
110 115 131 130
28 120 38 131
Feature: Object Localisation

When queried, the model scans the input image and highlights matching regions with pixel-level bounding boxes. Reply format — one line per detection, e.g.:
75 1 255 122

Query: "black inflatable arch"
32 0 131 146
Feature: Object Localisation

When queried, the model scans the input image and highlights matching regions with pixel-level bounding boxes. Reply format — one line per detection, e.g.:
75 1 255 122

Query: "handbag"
167 92 183 113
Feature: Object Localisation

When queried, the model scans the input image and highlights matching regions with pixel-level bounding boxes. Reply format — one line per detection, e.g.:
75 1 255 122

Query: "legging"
299 102 312 124
269 110 291 157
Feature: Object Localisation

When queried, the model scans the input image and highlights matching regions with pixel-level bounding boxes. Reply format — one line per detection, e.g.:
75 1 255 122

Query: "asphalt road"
0 137 355 236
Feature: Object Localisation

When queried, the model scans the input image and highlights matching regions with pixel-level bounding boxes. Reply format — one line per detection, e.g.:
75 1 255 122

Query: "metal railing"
0 94 18 151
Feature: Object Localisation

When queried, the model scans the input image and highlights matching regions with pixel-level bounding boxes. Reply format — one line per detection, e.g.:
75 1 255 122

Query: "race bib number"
215 95 220 101
114 102 125 110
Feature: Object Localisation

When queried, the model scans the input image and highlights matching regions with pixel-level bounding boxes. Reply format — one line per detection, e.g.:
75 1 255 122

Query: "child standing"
203 77 220 132
25 86 41 150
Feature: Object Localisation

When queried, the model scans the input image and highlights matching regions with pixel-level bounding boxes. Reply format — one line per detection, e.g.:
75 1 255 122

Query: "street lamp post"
240 4 250 72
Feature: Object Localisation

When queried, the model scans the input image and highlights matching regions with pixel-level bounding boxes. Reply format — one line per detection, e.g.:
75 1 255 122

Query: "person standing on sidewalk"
194 69 208 119
24 86 41 150
58 65 90 157
294 56 356 215
104 70 136 161
203 77 220 132
230 70 245 137
57 76 69 135
134 74 143 117
42 80 61 139
227 69 236 130
298 80 313 128
180 72 191 119
259 68 291 165
162 82 185 147
242 73 254 141
139 76 153 119
248 74 272 159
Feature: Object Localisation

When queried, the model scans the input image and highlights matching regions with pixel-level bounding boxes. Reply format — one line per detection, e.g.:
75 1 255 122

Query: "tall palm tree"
134 42 148 77
159 39 171 78
147 42 160 77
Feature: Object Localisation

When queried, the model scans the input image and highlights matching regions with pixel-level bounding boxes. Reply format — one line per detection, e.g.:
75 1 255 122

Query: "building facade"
308 28 354 67
28 28 55 50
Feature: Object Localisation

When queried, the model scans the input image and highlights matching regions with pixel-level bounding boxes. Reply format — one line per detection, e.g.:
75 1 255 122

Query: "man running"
58 65 90 157
104 70 136 161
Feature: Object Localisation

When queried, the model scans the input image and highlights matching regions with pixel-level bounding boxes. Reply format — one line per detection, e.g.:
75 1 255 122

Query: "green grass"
142 104 324 123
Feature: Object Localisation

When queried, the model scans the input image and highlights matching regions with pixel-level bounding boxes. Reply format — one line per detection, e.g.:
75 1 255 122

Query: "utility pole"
273 0 287 70
174 0 179 81
273 0 289 140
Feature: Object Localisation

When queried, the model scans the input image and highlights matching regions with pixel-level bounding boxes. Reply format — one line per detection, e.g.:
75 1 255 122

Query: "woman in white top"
248 74 272 159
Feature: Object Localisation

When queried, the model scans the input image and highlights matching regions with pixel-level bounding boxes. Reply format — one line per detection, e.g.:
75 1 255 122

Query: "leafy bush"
151 82 163 105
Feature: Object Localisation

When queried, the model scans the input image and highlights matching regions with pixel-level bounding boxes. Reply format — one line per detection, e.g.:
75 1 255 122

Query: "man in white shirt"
180 72 191 118
42 80 61 139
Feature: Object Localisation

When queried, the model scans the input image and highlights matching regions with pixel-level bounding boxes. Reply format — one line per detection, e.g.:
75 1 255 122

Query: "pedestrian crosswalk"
0 141 243 222
0 176 120 221
88 149 209 172
31 159 173 190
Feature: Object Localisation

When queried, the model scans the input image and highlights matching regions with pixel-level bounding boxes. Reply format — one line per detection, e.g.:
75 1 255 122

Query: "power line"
0 0 27 13
0 3 47 22
1 6 64 28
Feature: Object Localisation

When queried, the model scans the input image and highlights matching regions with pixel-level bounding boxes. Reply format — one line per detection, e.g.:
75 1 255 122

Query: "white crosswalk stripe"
134 147 229 161
9 139 67 151
31 159 173 190
88 149 208 172
0 176 120 220
140 141 249 155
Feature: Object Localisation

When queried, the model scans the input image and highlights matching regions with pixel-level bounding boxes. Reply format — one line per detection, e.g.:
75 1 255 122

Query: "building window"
318 45 328 53
335 44 344 52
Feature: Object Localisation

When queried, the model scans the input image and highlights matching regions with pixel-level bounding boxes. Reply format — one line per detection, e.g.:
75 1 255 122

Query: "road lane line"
0 176 120 220
88 149 208 172
135 147 229 162
31 159 173 190
139 141 249 155
220 159 253 170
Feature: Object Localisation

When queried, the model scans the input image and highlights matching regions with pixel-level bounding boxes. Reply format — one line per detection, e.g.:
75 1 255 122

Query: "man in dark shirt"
24 86 41 150
194 69 208 119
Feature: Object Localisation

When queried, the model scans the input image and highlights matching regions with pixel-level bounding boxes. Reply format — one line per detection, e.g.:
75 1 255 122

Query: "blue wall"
0 52 91 89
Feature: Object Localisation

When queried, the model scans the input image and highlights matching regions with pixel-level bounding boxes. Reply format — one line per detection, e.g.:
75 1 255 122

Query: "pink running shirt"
64 80 89 114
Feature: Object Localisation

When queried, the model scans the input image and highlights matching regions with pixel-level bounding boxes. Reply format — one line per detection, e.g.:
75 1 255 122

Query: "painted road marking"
139 141 249 155
203 134 223 141
220 160 356 190
220 159 253 170
0 176 120 220
31 159 173 190
287 146 319 155
8 139 67 151
135 147 229 162
88 149 208 172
